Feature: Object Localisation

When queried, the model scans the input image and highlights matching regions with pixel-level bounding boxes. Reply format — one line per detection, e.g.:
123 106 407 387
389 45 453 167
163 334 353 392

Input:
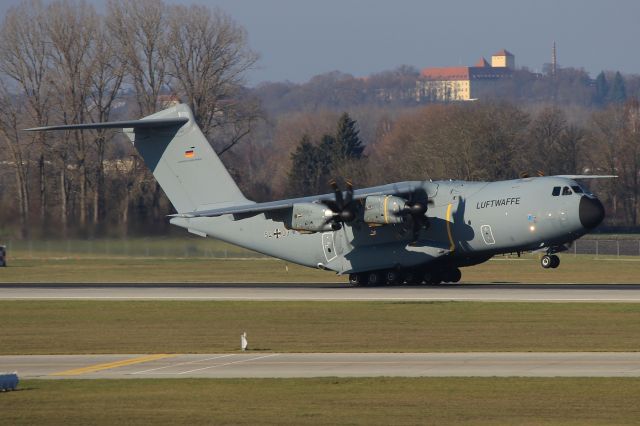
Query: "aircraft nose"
579 196 605 229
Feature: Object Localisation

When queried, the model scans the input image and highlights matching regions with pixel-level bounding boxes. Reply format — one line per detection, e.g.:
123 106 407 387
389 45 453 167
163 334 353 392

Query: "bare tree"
46 0 101 229
166 4 260 154
0 0 53 233
590 106 626 221
622 99 640 225
107 0 170 116
107 0 173 224
0 82 32 237
86 20 126 226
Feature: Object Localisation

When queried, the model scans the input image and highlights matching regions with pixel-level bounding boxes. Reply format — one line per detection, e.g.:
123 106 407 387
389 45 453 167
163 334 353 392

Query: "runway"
2 284 640 302
4 352 640 378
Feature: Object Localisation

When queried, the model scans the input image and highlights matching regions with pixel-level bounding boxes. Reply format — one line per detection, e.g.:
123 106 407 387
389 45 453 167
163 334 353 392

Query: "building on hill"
416 49 514 101
491 49 515 69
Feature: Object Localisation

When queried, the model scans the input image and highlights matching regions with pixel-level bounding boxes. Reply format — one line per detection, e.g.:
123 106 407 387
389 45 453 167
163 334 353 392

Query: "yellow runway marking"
49 354 175 376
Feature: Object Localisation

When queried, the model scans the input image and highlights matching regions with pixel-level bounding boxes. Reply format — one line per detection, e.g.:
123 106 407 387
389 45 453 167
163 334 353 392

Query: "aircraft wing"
25 117 189 131
172 181 425 218
555 175 618 179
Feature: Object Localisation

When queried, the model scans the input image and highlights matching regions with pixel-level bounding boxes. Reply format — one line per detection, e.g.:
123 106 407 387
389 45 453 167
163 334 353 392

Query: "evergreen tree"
287 134 321 196
608 71 627 104
287 115 367 196
335 112 365 160
593 71 608 106
317 134 336 184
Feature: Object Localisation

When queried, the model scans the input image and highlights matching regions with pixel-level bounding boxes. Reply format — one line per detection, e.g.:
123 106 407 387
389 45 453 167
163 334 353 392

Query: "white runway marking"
132 354 234 375
177 354 279 375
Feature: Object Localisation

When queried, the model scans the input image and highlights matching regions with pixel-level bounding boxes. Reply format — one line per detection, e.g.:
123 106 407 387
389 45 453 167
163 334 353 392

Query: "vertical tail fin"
26 104 250 213
126 104 248 213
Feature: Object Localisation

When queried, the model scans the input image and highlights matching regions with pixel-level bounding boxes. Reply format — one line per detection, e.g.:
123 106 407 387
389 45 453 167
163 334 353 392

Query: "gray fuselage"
171 176 598 275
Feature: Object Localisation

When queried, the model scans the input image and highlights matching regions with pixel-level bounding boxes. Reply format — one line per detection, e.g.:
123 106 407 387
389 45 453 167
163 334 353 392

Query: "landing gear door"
322 232 337 262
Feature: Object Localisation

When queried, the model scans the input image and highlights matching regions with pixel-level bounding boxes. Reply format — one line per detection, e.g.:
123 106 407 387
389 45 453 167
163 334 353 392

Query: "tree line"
0 0 258 238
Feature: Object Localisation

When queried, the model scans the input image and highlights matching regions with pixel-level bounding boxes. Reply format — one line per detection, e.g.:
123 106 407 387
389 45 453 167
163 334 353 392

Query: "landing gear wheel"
348 273 363 286
401 270 419 285
423 271 441 285
367 272 381 286
550 255 560 268
384 270 399 285
541 255 553 269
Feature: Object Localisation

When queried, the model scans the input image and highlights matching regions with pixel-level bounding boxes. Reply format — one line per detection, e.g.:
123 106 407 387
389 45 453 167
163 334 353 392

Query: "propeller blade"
320 199 340 212
329 179 344 209
412 218 421 241
323 178 358 227
400 195 430 243
340 209 355 222
344 179 354 206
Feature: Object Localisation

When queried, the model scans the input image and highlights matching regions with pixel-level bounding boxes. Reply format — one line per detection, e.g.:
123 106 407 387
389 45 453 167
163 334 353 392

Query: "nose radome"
579 196 605 229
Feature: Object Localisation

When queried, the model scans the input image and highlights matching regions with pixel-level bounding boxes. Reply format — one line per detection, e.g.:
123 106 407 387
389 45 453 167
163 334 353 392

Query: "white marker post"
241 332 248 351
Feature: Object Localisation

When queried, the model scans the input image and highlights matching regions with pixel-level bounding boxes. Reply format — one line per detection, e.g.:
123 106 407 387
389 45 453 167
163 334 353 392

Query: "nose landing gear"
541 254 560 269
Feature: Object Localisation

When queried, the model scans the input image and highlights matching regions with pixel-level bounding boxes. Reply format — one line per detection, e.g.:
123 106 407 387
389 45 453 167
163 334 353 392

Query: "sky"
1 0 639 85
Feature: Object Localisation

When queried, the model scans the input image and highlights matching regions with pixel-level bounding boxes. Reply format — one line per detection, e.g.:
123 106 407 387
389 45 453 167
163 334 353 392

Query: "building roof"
420 66 470 81
421 65 512 81
492 49 514 57
469 67 512 79
474 57 490 67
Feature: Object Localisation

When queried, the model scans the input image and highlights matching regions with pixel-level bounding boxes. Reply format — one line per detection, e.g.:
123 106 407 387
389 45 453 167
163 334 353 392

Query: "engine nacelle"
364 195 406 225
289 203 335 232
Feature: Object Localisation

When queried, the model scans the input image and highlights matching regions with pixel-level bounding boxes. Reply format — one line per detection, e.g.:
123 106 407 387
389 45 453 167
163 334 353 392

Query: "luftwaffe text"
476 197 520 209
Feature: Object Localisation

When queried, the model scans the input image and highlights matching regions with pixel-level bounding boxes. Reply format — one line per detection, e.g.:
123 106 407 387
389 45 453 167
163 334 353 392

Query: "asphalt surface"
2 283 640 302
4 352 640 379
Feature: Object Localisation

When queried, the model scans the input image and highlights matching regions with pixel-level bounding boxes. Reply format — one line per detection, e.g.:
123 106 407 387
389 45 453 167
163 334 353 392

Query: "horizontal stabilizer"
24 117 189 132
24 104 247 213
555 175 618 179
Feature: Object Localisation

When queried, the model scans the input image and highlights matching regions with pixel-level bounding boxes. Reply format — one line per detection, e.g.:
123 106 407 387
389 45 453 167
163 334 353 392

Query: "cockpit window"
571 185 583 194
562 186 572 195
552 186 561 196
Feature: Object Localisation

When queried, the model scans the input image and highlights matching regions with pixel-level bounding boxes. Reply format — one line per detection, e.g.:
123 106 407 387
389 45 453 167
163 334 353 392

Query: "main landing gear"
348 270 399 286
541 254 560 269
348 268 461 286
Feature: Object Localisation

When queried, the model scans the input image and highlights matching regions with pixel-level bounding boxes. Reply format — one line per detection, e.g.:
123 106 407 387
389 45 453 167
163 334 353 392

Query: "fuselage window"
571 185 583 194
562 186 572 196
552 186 561 196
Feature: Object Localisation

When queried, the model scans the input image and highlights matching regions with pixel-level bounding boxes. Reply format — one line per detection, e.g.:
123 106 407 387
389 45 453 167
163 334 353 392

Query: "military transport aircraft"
28 104 608 286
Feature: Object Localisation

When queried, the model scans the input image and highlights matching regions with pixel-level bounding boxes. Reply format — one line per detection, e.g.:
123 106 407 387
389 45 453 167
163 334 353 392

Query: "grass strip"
3 378 640 425
2 301 640 354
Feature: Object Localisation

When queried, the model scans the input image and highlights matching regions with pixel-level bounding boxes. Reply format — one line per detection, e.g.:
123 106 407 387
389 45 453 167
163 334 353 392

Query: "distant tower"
491 49 515 69
552 41 557 77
